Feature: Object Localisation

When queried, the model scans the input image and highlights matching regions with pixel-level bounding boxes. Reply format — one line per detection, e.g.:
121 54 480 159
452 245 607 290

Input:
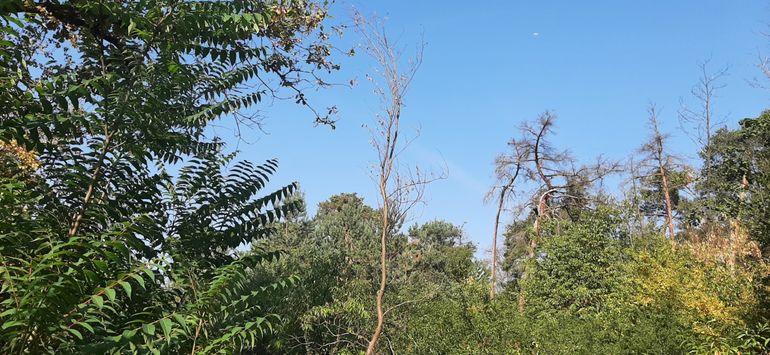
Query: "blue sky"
213 1 770 258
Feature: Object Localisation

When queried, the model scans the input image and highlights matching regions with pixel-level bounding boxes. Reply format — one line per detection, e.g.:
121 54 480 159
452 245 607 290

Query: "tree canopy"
1 2 770 354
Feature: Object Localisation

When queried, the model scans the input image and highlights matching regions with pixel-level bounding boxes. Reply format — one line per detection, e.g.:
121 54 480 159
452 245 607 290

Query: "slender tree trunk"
490 186 507 298
367 181 390 355
344 228 354 268
659 159 675 242
489 162 521 298
704 97 711 174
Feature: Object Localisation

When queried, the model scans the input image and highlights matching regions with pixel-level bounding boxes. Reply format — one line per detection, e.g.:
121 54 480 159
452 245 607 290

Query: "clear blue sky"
212 1 770 259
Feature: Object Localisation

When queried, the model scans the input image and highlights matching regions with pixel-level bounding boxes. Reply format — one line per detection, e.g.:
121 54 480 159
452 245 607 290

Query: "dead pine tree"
486 111 620 312
495 111 619 312
639 104 684 242
355 12 439 355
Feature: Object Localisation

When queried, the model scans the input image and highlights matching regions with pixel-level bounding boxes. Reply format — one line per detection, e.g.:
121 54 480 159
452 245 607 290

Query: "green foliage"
2 1 769 353
393 280 520 354
520 209 625 316
638 168 690 220
697 111 770 251
407 220 477 283
255 195 482 353
1 0 337 353
254 193 381 353
258 168 768 354
0 148 303 353
499 207 765 354
502 219 534 283
687 322 770 354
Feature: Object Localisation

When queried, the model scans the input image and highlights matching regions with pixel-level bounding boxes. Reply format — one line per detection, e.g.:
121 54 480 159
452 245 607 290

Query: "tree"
699 111 770 253
257 195 476 354
354 12 437 355
679 60 728 175
0 1 338 352
407 221 476 284
505 112 617 239
637 104 689 241
520 208 624 316
0 147 303 353
494 112 618 310
258 193 382 353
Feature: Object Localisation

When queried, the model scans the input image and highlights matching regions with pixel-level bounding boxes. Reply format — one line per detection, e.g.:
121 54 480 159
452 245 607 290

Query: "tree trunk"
366 182 389 355
490 186 508 298
659 161 675 242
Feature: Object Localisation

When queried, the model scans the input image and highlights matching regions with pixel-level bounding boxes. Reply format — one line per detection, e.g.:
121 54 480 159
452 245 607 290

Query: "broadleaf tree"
0 0 339 353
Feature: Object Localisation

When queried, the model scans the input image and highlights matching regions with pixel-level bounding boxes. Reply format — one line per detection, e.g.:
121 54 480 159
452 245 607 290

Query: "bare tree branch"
678 59 728 173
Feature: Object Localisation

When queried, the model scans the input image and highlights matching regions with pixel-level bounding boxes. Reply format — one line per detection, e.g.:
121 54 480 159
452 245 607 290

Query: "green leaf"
145 268 156 282
0 308 17 317
105 288 116 302
172 314 185 325
143 323 156 336
127 20 136 36
2 320 23 330
130 274 145 289
122 329 137 340
67 328 83 340
159 318 172 340
92 295 104 308
77 321 95 334
118 281 132 298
